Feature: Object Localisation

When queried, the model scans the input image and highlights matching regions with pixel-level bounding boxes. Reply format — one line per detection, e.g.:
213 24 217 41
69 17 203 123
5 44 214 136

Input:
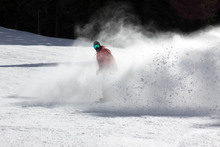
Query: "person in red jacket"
93 40 117 102
93 40 116 75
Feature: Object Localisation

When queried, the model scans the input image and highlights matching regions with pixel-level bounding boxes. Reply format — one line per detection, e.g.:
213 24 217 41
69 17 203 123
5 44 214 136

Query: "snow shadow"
207 115 220 127
0 62 91 68
0 62 71 68
7 95 59 108
16 101 62 108
193 115 220 128
0 27 76 46
83 107 212 117
209 122 220 127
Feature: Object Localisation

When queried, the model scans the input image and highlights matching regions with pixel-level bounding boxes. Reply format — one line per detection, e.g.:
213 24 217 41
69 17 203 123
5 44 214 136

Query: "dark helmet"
93 40 101 52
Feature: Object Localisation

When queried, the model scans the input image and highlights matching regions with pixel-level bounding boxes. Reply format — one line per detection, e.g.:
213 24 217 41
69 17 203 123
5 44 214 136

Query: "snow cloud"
20 2 220 116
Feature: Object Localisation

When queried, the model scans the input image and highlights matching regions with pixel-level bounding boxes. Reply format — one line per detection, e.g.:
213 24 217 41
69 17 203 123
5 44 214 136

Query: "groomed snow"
0 26 220 146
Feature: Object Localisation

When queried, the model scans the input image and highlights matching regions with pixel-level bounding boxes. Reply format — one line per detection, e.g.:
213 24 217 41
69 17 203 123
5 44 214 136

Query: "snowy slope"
0 26 220 146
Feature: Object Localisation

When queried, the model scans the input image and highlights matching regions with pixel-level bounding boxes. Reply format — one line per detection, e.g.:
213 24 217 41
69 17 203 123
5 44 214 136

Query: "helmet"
93 40 101 52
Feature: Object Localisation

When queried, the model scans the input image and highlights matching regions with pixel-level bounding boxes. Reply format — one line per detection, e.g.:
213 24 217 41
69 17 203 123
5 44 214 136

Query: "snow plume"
76 1 145 47
84 32 220 116
76 2 220 116
20 2 220 116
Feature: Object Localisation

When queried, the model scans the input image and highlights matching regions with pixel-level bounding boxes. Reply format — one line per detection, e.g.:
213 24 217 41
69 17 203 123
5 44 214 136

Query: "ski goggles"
94 44 100 49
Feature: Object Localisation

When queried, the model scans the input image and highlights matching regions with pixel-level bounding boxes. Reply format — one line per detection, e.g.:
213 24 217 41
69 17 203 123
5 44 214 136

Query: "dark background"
0 0 220 39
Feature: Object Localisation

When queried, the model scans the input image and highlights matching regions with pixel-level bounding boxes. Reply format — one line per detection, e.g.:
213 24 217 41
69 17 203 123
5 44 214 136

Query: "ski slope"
0 26 220 146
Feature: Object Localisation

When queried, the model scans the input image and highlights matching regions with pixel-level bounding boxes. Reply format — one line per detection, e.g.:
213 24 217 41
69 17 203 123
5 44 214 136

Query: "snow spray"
21 2 220 116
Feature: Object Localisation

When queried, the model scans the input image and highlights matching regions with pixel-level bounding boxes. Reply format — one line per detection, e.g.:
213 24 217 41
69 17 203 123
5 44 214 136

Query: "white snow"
0 26 220 146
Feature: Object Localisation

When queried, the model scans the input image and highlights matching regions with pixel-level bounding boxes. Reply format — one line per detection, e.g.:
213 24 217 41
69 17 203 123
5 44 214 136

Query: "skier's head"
93 40 101 52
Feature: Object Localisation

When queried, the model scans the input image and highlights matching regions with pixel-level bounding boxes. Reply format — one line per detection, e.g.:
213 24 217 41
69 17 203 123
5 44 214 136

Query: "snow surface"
0 26 220 146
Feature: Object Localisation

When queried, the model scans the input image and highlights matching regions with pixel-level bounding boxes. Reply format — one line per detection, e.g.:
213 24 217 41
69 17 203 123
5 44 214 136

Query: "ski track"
0 26 220 146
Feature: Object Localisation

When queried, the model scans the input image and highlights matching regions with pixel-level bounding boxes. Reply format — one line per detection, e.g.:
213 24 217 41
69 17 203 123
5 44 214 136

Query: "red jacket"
97 46 116 71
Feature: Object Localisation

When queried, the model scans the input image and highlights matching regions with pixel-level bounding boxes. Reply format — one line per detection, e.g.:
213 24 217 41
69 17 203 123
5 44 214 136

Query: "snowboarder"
93 40 117 102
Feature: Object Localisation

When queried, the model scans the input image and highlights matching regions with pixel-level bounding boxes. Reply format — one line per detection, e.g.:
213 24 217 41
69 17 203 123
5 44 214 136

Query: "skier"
93 40 117 102
93 40 116 75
